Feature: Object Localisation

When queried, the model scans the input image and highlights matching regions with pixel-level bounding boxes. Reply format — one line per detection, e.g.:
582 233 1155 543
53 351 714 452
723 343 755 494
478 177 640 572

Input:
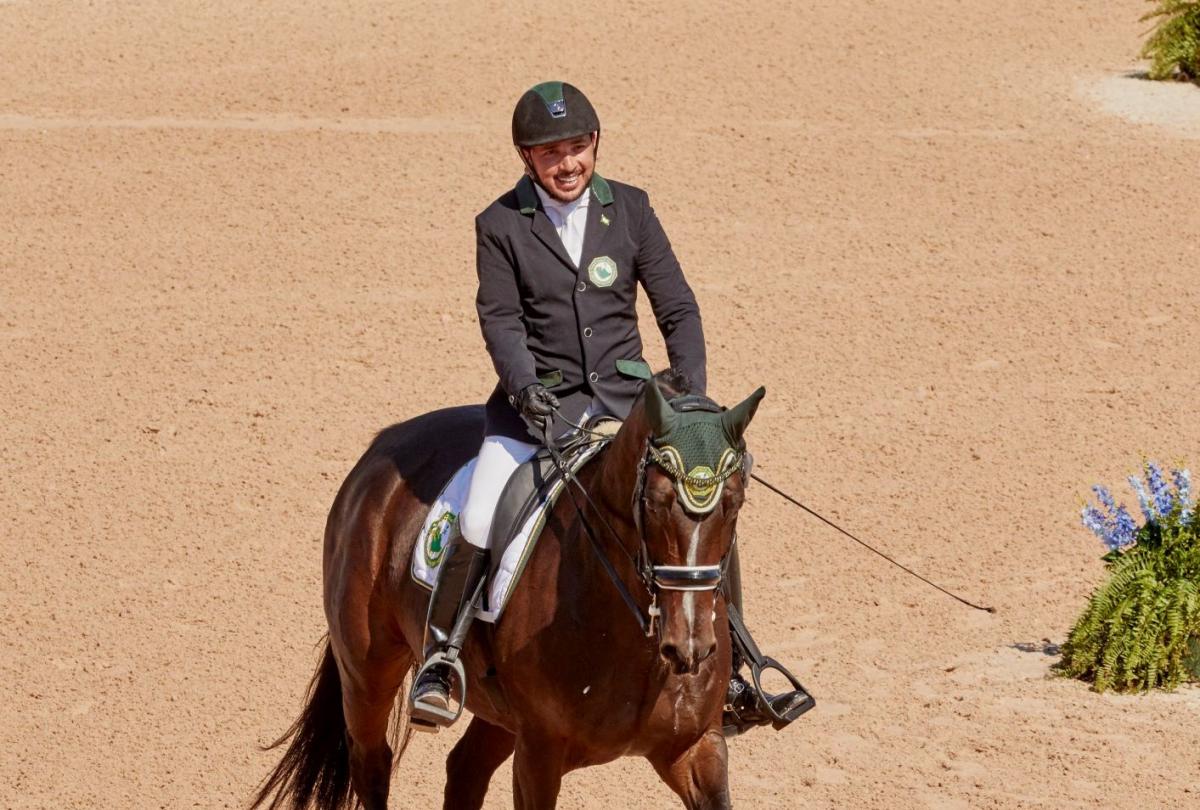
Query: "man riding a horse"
408 80 808 738
253 81 813 810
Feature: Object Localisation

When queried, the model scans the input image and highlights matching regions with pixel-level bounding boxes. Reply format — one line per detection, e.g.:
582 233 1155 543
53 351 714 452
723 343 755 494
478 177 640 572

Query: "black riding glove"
515 383 559 433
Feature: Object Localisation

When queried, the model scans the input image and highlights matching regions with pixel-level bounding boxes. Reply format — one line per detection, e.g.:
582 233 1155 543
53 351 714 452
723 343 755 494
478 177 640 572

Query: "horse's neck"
592 413 650 520
558 415 651 595
557 451 658 658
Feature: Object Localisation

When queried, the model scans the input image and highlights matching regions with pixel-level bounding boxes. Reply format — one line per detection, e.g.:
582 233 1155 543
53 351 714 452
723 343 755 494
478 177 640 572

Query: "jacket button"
576 281 586 293
588 371 599 383
583 327 593 338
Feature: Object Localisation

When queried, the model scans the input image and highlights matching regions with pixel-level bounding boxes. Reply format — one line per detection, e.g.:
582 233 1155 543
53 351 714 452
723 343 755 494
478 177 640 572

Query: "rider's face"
523 133 597 202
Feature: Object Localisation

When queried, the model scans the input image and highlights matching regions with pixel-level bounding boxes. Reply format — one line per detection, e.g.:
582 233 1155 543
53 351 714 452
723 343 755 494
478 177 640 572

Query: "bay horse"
253 371 763 809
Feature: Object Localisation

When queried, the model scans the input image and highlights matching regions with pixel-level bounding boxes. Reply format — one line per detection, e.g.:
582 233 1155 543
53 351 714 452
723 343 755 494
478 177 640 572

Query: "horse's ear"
722 386 766 441
644 378 677 438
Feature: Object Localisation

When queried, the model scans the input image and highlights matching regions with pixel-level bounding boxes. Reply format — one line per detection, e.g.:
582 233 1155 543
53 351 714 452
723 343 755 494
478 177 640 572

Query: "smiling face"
522 132 597 202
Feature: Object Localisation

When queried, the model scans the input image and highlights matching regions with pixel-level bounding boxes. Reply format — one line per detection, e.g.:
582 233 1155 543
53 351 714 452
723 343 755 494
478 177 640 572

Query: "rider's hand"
516 383 559 432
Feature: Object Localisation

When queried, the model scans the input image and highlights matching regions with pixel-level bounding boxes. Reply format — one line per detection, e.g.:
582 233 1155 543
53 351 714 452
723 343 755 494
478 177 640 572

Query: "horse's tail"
250 638 353 810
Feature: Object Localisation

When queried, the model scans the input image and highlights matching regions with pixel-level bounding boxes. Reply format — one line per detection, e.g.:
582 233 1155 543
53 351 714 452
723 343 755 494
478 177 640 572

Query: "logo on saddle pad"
587 256 618 288
424 510 457 567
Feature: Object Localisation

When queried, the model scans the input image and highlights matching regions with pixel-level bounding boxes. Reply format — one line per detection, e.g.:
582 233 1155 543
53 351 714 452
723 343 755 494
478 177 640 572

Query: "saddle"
482 422 617 593
410 419 616 621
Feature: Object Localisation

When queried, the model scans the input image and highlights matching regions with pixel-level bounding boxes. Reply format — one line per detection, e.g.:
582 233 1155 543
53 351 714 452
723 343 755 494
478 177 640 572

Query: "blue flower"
1092 485 1117 513
1081 504 1110 544
1080 491 1138 552
1112 506 1138 550
1128 475 1154 523
1083 464 1191 551
1175 468 1193 522
1146 461 1174 517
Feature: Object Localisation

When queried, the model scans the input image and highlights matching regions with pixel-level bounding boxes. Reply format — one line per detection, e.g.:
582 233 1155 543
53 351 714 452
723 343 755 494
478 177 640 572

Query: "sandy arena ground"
4 1 1200 807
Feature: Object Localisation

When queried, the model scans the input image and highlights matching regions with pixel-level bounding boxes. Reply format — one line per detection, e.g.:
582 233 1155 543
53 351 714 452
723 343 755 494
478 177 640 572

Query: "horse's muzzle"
649 566 723 674
660 638 717 674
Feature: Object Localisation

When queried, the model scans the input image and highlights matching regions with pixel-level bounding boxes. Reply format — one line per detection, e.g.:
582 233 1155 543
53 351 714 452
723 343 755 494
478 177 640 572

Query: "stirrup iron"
727 604 815 731
408 574 486 731
746 656 815 729
409 650 467 730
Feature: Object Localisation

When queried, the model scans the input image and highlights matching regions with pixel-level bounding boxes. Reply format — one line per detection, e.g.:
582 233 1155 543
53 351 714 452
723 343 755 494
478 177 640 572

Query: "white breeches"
460 434 540 548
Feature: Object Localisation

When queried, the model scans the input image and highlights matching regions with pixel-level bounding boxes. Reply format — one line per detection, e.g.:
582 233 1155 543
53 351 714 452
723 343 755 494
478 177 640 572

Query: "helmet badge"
546 98 566 118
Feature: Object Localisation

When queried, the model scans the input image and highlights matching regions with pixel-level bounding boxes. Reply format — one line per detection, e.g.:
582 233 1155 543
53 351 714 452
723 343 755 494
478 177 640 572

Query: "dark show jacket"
476 174 706 442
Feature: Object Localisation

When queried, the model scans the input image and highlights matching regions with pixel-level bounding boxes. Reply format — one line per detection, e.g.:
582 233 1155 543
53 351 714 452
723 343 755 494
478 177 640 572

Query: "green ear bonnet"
644 382 766 514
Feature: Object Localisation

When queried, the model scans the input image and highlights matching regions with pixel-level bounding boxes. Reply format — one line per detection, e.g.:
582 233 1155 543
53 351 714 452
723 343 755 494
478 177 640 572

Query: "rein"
542 412 732 638
541 430 658 636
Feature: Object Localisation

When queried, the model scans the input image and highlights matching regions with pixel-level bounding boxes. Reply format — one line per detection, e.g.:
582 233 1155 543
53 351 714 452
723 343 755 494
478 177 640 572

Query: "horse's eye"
644 477 676 513
722 482 745 511
645 489 675 513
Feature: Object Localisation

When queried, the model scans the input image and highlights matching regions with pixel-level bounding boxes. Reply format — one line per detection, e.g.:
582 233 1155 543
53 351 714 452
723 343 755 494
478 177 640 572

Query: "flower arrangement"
1141 1 1200 83
1058 462 1200 692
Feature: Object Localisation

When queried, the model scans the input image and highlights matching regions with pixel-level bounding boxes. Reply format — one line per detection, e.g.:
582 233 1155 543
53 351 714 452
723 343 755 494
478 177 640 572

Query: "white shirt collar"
533 182 590 217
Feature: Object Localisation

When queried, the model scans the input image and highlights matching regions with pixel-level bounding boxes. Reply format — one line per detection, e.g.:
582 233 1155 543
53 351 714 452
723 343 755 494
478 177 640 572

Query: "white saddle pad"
410 442 605 623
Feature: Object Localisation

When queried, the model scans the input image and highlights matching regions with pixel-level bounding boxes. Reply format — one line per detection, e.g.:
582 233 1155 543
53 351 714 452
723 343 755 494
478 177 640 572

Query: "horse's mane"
651 367 692 400
603 367 691 466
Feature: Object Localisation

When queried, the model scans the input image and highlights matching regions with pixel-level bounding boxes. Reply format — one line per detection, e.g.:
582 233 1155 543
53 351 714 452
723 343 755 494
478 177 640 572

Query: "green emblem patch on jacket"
587 256 618 288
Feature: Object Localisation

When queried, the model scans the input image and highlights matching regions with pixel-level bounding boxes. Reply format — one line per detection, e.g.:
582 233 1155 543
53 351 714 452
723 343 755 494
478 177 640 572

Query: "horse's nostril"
660 642 710 674
659 643 688 671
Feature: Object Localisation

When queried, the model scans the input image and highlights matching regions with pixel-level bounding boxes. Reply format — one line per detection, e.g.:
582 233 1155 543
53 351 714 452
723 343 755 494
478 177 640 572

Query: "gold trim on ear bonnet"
644 381 766 515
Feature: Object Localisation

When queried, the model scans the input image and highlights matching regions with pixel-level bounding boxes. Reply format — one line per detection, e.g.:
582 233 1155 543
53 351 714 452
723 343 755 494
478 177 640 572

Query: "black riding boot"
409 537 490 728
722 543 815 737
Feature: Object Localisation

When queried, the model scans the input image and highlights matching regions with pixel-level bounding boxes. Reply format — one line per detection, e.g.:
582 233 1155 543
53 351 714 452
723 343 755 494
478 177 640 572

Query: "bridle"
545 398 745 638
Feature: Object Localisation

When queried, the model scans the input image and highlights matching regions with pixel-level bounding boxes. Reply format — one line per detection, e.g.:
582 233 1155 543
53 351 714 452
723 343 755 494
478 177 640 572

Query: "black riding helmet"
511 81 600 149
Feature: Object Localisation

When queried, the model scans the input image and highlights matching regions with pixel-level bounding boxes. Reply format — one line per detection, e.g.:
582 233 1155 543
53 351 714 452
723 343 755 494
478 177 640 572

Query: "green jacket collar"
516 173 613 215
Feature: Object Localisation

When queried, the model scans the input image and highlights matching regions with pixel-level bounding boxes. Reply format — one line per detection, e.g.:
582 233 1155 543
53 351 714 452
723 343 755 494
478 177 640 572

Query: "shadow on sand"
1011 639 1062 657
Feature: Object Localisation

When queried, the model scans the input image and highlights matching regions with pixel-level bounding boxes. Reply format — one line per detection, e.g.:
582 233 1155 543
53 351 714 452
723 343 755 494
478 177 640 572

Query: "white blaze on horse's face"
640 380 763 675
643 465 746 676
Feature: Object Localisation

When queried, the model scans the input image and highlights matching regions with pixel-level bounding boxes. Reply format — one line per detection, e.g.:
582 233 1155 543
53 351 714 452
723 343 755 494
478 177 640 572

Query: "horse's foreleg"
649 730 732 810
512 733 565 810
443 716 516 810
336 643 412 810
